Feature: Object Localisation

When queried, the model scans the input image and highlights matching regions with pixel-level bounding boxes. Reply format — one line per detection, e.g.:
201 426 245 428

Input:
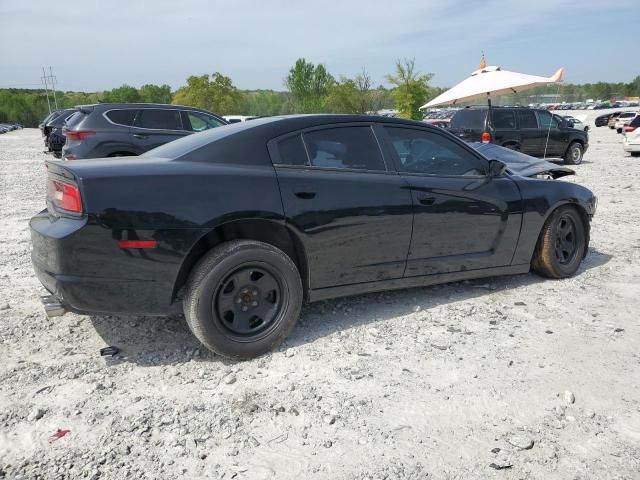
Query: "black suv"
61 103 227 160
448 107 589 164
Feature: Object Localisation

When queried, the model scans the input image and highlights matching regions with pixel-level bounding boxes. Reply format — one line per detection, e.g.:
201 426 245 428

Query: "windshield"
450 109 487 130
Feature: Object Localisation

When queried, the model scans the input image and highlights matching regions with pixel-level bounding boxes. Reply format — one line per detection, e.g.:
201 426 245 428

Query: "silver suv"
62 103 227 160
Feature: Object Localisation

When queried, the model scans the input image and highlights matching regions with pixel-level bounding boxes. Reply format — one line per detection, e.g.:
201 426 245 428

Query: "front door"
380 125 522 276
269 125 414 289
536 110 569 157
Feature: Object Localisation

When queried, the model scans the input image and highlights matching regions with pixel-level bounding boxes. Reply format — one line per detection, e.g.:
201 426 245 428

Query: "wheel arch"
172 218 309 303
534 200 591 261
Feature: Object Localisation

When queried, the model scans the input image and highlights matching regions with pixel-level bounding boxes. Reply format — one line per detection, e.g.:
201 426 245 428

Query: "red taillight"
64 130 96 141
118 240 158 249
624 126 636 132
65 155 77 161
47 179 82 213
481 132 491 143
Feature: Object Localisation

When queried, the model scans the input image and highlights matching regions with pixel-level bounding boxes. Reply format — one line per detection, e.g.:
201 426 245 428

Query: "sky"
0 0 637 92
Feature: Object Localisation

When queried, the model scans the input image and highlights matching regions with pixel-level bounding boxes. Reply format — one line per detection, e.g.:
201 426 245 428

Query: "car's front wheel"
563 142 583 165
532 206 586 279
183 240 303 359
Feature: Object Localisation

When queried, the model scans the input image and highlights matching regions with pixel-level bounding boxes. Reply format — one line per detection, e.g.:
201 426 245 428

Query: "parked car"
39 110 63 135
608 112 623 129
614 112 639 134
31 115 596 358
595 112 617 127
42 109 76 146
425 119 450 129
223 115 259 123
562 115 588 132
46 109 78 157
622 115 640 156
61 103 227 160
448 107 589 164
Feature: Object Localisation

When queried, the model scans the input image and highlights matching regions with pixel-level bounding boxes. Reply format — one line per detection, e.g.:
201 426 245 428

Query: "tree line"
1 58 638 127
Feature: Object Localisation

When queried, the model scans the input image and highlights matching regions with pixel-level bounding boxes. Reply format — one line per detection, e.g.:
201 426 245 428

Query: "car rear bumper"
623 141 640 152
30 209 181 316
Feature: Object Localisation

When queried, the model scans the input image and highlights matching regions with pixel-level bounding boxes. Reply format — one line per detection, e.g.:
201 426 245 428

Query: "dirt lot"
1 113 639 480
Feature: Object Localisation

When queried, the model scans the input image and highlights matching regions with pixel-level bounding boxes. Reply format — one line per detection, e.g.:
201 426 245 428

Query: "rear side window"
302 127 385 171
492 110 516 129
276 134 309 166
106 109 138 126
135 109 182 130
517 110 538 128
450 109 486 130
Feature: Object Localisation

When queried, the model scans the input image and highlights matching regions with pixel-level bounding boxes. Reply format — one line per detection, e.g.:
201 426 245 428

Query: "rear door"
380 125 522 276
269 124 414 289
516 109 541 155
130 108 190 152
491 109 520 147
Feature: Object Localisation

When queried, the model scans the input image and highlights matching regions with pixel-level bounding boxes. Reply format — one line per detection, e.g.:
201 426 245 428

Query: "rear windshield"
450 109 487 130
65 111 86 128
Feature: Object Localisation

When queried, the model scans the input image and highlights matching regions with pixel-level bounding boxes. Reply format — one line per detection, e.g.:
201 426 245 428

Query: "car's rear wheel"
563 142 583 165
532 206 586 279
617 128 623 134
183 240 303 359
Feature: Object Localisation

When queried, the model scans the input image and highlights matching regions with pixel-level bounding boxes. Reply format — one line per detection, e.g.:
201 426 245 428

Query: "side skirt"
308 264 531 303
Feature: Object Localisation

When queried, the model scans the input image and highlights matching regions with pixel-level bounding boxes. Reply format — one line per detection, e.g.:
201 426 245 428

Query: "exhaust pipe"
41 295 67 318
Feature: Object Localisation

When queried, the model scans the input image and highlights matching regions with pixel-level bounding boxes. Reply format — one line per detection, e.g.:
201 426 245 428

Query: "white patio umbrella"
421 65 564 109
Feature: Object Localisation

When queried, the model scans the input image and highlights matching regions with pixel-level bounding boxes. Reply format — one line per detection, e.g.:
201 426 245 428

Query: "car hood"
469 142 575 179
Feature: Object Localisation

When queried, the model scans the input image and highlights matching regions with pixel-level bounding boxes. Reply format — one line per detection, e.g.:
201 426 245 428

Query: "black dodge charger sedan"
31 115 597 359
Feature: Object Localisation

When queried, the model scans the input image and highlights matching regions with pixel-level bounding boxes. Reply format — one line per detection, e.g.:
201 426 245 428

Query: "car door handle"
294 190 316 199
133 133 147 139
416 194 436 206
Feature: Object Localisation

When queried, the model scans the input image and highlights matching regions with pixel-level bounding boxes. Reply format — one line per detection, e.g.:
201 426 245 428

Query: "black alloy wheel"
184 240 303 359
214 265 284 337
554 214 578 265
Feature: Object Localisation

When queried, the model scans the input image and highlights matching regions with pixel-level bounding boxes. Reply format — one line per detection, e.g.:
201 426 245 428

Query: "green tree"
172 73 244 114
385 58 433 119
139 84 172 104
103 84 141 103
285 58 335 112
324 69 375 114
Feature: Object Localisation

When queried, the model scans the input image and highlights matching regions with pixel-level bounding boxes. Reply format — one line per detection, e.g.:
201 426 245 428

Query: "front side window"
386 127 486 176
302 127 385 171
536 110 560 129
135 109 181 130
105 109 138 127
185 112 225 132
517 110 538 129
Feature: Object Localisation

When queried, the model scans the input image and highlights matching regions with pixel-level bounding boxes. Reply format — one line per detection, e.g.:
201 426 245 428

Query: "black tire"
503 143 521 151
563 142 583 165
631 152 640 157
617 128 623 134
183 240 303 359
532 206 586 279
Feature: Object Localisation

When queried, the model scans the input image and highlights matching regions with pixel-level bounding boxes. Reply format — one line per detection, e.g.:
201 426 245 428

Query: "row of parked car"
39 104 229 159
592 110 640 156
40 103 589 166
0 122 22 133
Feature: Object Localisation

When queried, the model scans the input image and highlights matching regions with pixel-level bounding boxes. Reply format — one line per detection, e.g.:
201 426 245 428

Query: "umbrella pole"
487 93 493 131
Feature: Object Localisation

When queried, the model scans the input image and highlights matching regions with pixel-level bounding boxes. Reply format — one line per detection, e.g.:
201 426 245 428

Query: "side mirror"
488 159 507 177
566 120 574 128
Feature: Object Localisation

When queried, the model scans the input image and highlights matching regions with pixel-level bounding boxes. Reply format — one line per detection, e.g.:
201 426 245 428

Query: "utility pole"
49 66 59 110
41 67 52 114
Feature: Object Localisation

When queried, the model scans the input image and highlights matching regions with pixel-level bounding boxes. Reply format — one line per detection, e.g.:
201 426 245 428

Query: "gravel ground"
1 113 639 479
